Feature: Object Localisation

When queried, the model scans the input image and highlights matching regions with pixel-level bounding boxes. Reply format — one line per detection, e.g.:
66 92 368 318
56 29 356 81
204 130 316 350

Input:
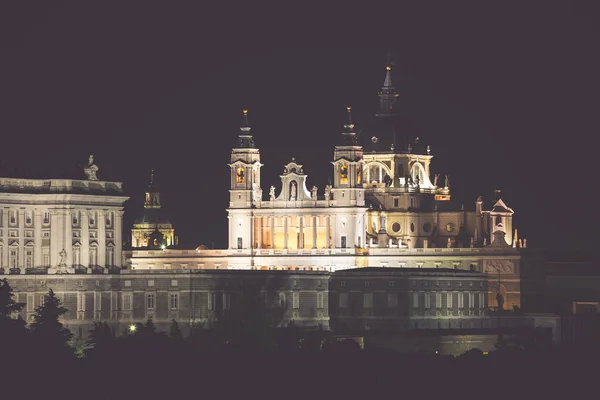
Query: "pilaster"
18 209 25 268
98 210 106 268
65 209 73 267
115 210 123 267
81 212 90 269
34 209 42 267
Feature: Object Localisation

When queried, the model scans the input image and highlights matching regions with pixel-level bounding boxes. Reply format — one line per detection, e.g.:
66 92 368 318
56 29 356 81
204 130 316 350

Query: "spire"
236 109 255 148
341 106 358 145
144 169 161 209
376 63 399 118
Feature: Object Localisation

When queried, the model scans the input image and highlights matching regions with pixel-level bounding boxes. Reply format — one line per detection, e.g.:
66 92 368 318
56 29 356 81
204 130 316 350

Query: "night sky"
0 2 596 257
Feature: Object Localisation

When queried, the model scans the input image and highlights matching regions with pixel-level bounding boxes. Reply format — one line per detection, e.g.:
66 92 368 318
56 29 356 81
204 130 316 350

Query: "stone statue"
434 174 439 187
444 174 450 188
518 238 523 248
59 249 67 266
415 174 420 186
84 154 99 181
427 145 431 155
311 185 318 200
523 238 527 248
483 238 487 246
324 185 332 200
290 182 297 200
470 237 474 248
269 186 275 201
447 237 452 248
257 187 262 201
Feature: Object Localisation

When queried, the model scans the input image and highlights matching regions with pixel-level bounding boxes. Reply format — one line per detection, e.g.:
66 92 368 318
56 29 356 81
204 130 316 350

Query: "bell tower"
228 109 262 209
332 106 365 207
227 110 262 250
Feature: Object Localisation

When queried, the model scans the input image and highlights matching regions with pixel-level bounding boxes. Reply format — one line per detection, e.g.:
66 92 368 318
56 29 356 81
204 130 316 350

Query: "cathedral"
0 59 532 348
127 62 523 310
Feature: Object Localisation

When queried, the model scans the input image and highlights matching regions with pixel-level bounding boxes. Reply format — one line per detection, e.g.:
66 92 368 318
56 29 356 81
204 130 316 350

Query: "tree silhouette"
169 319 183 340
0 279 28 362
29 288 73 356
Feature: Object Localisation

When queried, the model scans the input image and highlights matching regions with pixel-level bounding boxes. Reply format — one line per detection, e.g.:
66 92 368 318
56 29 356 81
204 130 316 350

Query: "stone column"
228 216 232 249
65 210 73 267
283 216 288 249
81 212 89 269
270 216 275 249
34 209 42 267
50 210 61 267
18 210 25 268
98 210 106 268
312 216 317 249
332 215 337 249
256 216 262 249
298 216 304 249
2 209 8 267
326 215 331 248
115 210 123 267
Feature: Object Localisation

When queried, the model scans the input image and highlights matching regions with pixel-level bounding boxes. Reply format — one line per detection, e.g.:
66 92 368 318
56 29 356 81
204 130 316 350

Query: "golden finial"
386 65 391 71
243 109 248 115
346 106 352 111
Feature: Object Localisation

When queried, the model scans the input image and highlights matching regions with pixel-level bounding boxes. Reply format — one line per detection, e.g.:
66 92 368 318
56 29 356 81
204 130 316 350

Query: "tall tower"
144 169 161 209
227 110 263 249
366 57 400 153
332 106 365 207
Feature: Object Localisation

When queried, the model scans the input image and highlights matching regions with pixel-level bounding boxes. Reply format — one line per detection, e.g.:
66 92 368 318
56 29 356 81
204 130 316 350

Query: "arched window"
236 167 245 184
495 216 502 226
340 165 348 184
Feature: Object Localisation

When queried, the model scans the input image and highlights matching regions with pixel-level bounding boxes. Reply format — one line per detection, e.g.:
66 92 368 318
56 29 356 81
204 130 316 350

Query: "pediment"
491 198 514 214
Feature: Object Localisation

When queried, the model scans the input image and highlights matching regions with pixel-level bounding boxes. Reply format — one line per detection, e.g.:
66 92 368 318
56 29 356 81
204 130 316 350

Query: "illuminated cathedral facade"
128 64 524 310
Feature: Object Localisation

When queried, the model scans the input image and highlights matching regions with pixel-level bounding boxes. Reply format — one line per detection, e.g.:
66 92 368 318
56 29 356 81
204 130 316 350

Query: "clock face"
446 222 455 232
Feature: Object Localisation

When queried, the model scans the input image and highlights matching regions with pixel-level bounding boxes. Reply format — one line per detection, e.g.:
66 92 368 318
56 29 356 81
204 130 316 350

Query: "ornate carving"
289 182 297 201
483 259 514 274
433 174 439 187
311 185 318 200
324 185 332 200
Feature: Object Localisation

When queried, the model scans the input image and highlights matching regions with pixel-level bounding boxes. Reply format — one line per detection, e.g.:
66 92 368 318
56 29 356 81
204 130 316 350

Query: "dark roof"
134 208 171 225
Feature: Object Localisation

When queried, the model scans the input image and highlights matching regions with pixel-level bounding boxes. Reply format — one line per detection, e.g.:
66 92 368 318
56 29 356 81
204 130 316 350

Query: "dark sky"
0 2 597 257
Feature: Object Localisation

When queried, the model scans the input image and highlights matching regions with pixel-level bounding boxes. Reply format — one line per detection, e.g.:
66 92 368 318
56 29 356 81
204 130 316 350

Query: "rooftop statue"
84 154 99 181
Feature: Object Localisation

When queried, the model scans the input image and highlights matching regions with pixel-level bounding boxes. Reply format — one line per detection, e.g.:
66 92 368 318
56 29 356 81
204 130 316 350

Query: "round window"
423 222 432 233
392 222 401 233
446 222 456 232
410 223 415 233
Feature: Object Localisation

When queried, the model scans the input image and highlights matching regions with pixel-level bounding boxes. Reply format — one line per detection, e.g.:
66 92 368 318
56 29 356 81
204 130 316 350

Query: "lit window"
425 292 431 308
236 167 245 184
170 293 179 310
146 294 155 310
77 293 86 312
293 291 300 309
340 165 348 184
317 292 325 309
123 294 132 311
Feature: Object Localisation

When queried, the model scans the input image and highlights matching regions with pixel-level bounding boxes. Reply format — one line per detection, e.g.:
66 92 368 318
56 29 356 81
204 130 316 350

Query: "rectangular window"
458 292 464 309
339 293 348 308
341 235 347 248
393 198 399 207
27 294 34 312
469 292 475 309
387 293 398 308
146 294 155 310
26 249 33 268
77 293 86 312
412 292 419 308
171 280 178 287
436 292 442 308
237 237 243 249
317 292 325 309
94 292 101 311
72 212 79 226
223 293 230 310
124 280 131 287
446 292 453 309
43 212 50 224
479 292 486 309
148 280 154 287
207 292 214 310
425 292 431 308
170 293 179 310
122 294 132 311
363 293 373 309
278 292 286 309
111 292 118 311
293 291 300 309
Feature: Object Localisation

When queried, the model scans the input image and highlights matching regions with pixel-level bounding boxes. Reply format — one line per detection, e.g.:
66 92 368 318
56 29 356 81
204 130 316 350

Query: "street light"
128 324 137 333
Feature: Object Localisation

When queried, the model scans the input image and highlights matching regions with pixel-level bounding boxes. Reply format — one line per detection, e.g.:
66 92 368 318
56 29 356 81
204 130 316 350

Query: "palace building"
0 59 532 346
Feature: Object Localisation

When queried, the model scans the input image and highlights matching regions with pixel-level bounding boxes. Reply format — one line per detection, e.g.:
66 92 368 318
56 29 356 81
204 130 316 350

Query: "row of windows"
339 280 485 288
1 211 116 227
338 292 486 309
0 246 115 268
